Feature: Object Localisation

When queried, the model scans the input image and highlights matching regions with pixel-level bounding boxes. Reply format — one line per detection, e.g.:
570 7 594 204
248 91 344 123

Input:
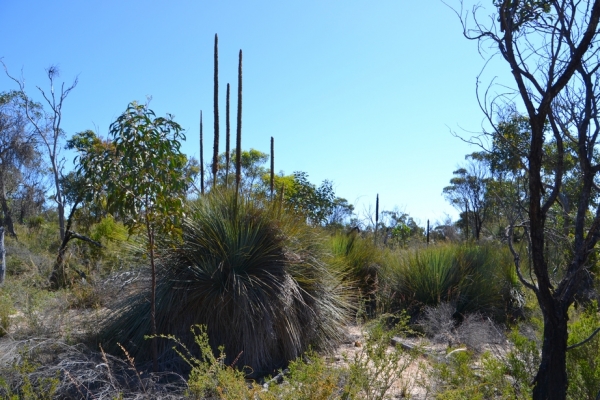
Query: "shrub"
429 326 537 399
567 301 600 399
385 243 521 320
342 313 418 400
330 232 381 315
101 190 350 376
0 291 13 337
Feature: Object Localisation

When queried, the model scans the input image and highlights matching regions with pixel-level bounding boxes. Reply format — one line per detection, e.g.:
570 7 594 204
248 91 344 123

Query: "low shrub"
330 232 382 315
0 291 13 337
341 313 418 400
567 301 600 399
384 243 521 321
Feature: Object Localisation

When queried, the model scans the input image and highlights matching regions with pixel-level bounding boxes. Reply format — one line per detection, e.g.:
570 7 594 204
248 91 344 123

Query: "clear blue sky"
0 0 514 226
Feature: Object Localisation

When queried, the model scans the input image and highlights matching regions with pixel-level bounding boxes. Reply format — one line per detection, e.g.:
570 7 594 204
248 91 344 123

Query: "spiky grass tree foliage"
330 232 380 315
101 190 350 376
385 244 521 321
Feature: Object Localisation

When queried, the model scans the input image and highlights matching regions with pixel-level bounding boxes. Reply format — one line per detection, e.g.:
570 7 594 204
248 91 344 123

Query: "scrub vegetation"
3 2 600 398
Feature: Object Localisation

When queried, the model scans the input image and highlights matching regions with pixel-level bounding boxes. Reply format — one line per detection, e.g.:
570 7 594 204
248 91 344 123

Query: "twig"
567 327 600 351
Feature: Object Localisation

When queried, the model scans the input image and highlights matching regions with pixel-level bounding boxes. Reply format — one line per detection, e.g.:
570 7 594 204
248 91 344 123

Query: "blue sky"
0 0 514 226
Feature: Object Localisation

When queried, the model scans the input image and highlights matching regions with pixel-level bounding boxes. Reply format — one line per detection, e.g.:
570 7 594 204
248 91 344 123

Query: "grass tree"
100 101 188 372
101 190 350 376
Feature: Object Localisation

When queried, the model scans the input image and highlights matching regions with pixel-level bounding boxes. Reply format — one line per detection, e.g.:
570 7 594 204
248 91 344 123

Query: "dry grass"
0 337 187 399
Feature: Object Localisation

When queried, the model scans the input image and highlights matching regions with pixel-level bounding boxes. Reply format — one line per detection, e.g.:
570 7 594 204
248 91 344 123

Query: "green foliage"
385 243 521 319
567 302 600 399
443 159 490 241
270 349 341 400
378 209 424 248
70 103 189 233
330 232 381 314
286 171 336 225
432 339 535 399
0 289 13 337
101 190 350 375
0 348 60 400
104 102 189 231
177 316 418 400
163 325 264 400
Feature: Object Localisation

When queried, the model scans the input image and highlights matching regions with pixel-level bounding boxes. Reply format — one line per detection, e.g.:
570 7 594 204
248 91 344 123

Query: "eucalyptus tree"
455 1 600 397
443 156 491 241
2 62 78 241
0 91 39 237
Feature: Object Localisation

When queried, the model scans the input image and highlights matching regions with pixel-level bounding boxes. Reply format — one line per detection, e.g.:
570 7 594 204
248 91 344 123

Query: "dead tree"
2 62 77 241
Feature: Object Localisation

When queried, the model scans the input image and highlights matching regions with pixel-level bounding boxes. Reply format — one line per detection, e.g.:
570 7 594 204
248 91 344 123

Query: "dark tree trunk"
533 304 569 400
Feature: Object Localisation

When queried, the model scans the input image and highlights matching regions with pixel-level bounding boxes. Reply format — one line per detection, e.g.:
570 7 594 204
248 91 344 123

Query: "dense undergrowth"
1 193 600 399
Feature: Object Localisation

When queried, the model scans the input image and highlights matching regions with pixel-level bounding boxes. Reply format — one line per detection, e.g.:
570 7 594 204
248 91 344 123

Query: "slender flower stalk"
200 110 204 195
212 33 219 188
225 83 231 188
270 136 274 198
235 49 243 196
375 194 379 245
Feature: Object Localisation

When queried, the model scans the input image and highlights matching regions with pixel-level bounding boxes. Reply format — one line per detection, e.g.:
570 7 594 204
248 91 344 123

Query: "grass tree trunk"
212 33 219 188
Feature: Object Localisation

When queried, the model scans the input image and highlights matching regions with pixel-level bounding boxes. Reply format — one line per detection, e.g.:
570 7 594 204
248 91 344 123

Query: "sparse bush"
342 313 418 400
429 326 536 399
270 349 341 400
101 190 351 376
0 347 60 400
68 282 103 309
419 303 504 352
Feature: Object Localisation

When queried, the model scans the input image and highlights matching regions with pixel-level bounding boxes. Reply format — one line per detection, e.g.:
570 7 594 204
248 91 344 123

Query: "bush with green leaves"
0 290 13 337
384 243 521 320
567 301 600 399
101 190 350 376
330 232 382 314
0 347 60 400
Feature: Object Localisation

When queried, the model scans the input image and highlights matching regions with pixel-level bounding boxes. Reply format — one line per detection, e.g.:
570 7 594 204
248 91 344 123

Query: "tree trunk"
51 156 65 241
0 177 17 238
532 303 569 400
